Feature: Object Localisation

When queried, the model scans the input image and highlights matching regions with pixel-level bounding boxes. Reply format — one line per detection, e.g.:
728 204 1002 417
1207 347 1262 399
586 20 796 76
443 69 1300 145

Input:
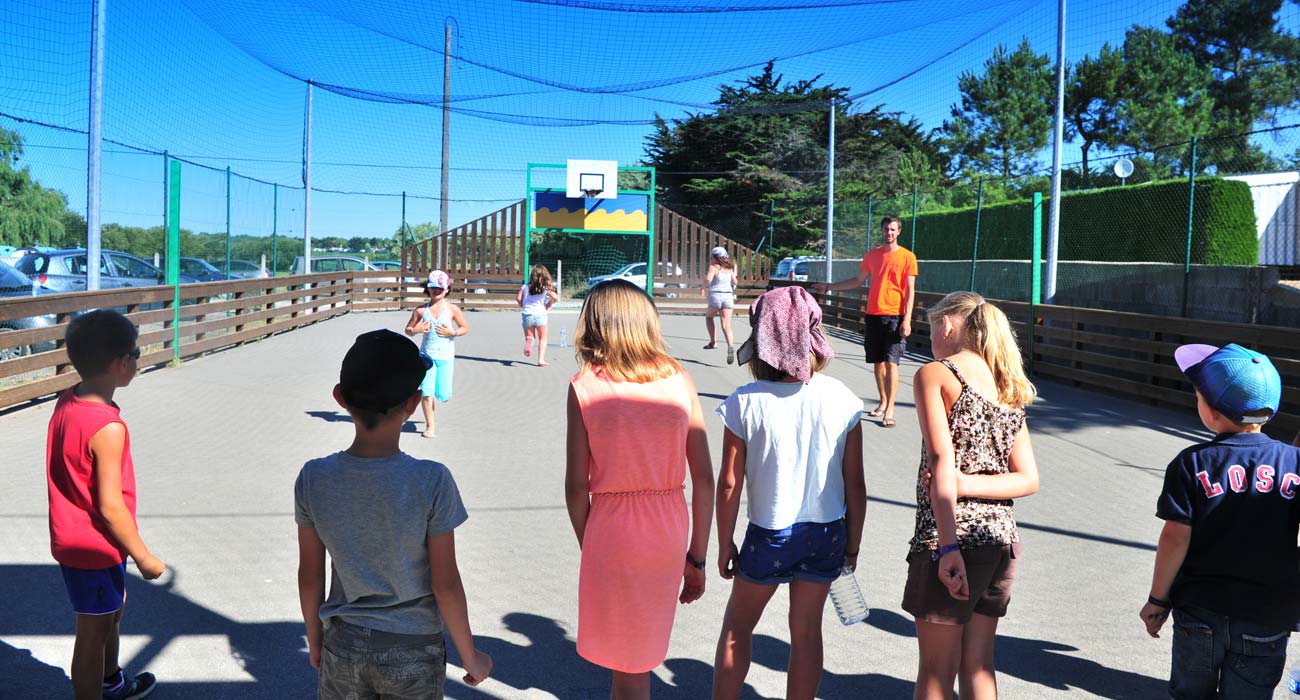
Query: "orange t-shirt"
859 246 918 316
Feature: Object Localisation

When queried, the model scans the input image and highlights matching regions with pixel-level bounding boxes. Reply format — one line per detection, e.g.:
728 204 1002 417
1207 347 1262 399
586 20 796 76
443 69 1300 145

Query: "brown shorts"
901 542 1020 625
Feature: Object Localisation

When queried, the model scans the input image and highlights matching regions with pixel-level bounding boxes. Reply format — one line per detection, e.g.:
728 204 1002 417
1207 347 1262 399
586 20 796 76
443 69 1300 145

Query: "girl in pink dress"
565 279 715 700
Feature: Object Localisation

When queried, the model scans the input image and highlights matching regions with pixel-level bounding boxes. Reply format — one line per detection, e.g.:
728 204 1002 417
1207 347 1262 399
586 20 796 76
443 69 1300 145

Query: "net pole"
167 159 182 361
86 0 107 291
1044 0 1067 304
272 184 278 275
440 22 452 237
1182 137 1198 317
865 195 873 251
971 176 984 292
304 81 313 272
910 186 919 252
225 166 232 276
824 100 835 282
1029 193 1043 376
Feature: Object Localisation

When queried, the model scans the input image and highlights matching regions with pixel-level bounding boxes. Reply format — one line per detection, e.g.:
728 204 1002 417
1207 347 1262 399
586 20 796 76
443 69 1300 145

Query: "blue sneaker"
103 671 156 700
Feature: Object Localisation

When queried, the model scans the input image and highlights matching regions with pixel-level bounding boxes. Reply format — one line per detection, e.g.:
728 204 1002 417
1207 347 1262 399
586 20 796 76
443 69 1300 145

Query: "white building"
1225 171 1299 265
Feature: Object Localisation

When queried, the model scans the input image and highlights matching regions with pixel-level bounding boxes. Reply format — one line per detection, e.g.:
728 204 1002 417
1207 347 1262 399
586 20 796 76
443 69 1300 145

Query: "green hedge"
902 177 1257 265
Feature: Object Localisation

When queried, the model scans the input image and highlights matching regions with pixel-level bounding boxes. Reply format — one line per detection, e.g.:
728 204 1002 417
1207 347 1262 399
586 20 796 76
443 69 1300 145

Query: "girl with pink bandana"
712 286 866 700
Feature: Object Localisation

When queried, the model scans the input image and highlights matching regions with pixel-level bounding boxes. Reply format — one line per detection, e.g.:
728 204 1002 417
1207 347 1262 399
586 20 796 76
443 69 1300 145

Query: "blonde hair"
528 265 554 296
575 279 683 383
927 291 1036 407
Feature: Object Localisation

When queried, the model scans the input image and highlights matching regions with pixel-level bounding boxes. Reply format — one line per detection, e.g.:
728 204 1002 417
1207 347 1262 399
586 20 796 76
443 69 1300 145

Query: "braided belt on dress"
590 485 685 497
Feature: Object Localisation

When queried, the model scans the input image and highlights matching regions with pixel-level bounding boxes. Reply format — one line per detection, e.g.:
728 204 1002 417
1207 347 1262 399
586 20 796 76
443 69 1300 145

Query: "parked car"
370 260 403 271
587 262 686 292
167 257 230 282
227 259 269 279
0 260 58 360
15 249 198 292
289 255 379 274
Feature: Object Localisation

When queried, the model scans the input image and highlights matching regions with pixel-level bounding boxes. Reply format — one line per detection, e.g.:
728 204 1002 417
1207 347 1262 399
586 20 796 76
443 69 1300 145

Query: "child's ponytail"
929 291 1036 407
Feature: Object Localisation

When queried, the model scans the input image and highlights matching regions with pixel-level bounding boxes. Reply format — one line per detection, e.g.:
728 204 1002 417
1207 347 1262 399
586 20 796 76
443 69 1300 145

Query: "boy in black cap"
1139 343 1300 699
295 329 492 699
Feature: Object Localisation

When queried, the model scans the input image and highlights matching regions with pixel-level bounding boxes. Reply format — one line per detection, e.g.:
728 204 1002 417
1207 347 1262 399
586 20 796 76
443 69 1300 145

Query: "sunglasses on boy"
125 347 141 360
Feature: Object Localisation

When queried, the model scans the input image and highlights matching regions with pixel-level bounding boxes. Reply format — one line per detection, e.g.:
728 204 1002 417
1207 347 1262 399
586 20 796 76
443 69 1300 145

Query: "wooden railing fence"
775 281 1300 439
400 200 772 293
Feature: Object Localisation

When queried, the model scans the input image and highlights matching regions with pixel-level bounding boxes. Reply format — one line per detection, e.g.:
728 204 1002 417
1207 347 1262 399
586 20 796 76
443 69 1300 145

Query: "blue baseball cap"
1175 343 1281 424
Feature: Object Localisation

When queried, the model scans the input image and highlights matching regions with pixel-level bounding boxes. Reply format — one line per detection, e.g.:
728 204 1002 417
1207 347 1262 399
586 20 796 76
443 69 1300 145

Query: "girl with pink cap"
403 270 469 438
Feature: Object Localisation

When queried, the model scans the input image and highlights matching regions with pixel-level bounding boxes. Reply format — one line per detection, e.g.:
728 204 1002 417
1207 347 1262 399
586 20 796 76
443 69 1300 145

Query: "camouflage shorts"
318 618 447 700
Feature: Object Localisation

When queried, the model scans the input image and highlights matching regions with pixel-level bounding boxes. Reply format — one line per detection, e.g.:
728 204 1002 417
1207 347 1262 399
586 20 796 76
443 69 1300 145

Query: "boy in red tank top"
47 309 164 700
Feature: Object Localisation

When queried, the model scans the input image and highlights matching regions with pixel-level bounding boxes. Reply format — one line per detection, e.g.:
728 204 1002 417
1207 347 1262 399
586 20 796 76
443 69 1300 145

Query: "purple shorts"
61 562 127 615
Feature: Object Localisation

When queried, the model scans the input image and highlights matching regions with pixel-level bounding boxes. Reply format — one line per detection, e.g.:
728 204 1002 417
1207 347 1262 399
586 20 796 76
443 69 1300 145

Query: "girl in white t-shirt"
516 265 560 366
712 286 865 700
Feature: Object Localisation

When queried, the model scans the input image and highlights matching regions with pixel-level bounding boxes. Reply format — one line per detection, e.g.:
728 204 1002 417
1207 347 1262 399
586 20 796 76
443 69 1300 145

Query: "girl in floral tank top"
905 291 1041 700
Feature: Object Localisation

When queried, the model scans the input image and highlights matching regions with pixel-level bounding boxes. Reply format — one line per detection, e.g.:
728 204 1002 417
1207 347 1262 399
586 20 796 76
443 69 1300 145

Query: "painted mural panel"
533 192 649 232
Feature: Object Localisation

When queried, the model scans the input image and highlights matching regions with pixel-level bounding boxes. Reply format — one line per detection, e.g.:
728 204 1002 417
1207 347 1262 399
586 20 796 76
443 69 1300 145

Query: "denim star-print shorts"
737 519 846 585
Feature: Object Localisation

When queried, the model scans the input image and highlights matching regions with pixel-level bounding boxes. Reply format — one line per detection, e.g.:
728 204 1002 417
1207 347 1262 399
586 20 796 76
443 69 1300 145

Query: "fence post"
1029 193 1043 376
1182 137 1198 318
910 186 919 252
970 176 984 292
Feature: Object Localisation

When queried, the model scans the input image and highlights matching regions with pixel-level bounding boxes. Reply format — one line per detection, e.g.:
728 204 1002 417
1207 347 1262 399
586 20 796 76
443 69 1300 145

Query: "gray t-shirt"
294 451 468 634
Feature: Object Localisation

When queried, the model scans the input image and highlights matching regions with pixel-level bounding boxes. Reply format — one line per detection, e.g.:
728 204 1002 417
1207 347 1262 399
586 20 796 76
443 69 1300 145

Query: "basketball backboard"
566 159 619 199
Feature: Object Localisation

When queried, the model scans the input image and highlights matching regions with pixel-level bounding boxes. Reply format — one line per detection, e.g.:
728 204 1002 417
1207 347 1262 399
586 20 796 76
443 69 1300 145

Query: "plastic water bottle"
828 566 868 625
559 328 567 348
1287 667 1300 695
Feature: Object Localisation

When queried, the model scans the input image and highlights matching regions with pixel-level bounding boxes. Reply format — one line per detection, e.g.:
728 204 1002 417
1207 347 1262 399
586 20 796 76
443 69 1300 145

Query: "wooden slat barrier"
0 272 359 409
399 200 773 293
766 281 1300 440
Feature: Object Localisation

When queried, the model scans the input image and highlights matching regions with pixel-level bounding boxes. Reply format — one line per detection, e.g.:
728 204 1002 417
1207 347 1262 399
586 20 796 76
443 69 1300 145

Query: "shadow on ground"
305 410 426 434
862 608 1166 699
1 565 1163 699
0 564 314 699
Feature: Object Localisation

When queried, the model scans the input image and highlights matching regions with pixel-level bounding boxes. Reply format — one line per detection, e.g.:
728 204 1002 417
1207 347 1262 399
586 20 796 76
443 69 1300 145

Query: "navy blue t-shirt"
1156 432 1300 629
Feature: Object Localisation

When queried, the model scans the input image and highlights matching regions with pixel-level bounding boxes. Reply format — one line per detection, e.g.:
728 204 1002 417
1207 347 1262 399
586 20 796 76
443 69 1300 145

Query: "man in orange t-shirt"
813 216 917 427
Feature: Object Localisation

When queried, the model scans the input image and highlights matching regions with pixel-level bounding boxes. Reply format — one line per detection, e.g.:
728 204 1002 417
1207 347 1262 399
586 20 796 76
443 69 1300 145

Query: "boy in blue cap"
1139 343 1300 699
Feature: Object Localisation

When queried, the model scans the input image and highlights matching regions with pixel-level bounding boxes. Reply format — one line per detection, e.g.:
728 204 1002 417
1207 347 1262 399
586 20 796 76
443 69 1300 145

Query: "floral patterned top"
910 359 1025 553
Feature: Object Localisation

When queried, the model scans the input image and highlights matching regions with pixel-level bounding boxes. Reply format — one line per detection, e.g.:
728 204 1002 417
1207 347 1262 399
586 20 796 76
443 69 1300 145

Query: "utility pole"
440 21 453 237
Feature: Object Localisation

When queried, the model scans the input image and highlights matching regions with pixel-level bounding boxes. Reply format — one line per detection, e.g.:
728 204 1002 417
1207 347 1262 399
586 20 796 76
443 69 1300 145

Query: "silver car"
16 249 197 292
0 260 57 360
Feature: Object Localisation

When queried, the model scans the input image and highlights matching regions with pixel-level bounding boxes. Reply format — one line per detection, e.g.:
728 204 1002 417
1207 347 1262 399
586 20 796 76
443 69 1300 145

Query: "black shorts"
863 314 905 364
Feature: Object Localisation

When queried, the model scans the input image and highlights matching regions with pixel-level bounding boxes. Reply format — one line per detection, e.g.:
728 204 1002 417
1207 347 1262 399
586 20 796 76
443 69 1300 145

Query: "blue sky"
1 0 1296 249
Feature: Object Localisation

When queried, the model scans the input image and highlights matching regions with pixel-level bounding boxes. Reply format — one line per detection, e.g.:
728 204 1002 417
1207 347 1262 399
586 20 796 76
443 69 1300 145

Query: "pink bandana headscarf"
738 286 834 382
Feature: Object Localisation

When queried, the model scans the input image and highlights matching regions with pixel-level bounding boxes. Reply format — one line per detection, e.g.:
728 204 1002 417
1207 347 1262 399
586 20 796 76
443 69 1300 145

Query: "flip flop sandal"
867 408 885 418
881 417 896 428
726 346 735 365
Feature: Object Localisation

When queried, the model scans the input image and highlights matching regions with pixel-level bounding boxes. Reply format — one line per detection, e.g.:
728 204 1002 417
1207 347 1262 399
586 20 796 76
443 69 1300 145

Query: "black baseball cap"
339 329 431 412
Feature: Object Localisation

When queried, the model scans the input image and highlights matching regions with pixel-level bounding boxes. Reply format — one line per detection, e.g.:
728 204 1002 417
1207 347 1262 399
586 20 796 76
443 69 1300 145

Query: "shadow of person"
0 564 316 699
445 612 606 699
864 607 1164 698
747 632 914 699
0 641 70 698
304 410 423 433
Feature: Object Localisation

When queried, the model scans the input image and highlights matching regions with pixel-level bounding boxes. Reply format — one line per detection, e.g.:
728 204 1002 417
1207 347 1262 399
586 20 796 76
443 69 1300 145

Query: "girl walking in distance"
404 270 469 438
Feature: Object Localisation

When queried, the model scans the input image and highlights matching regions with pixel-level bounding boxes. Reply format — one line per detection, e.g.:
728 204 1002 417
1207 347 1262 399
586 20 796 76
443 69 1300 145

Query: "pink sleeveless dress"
570 366 692 673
